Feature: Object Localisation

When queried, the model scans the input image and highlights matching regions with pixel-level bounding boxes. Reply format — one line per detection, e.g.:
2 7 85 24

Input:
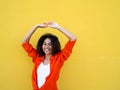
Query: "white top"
37 62 50 88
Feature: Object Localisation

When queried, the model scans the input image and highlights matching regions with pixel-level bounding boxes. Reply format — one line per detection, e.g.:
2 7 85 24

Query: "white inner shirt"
37 62 50 88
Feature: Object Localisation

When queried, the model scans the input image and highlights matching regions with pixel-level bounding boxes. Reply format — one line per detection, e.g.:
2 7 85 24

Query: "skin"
42 38 52 65
42 38 52 56
22 22 77 65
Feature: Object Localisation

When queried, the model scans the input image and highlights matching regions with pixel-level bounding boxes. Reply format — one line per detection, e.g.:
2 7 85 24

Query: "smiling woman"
37 33 61 57
21 22 77 90
42 38 53 56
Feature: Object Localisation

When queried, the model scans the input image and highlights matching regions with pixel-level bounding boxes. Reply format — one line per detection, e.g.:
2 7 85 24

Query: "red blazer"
22 40 76 90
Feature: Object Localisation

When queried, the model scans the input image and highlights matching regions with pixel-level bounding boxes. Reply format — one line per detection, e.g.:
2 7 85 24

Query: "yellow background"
0 0 120 90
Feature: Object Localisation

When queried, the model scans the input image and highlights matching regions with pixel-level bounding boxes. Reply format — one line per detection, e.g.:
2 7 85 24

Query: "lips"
43 48 52 55
44 47 52 53
45 48 50 51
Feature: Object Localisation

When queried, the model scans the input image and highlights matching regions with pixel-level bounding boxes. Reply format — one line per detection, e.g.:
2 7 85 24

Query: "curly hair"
36 33 61 56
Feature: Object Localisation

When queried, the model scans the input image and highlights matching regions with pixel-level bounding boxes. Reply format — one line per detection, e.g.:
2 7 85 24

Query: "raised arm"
48 22 77 41
22 23 47 44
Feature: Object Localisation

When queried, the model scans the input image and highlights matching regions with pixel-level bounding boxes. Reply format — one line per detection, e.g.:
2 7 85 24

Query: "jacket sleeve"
22 42 38 63
59 40 76 63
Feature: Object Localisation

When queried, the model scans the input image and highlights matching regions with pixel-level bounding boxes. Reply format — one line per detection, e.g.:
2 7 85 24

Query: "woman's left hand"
47 22 61 29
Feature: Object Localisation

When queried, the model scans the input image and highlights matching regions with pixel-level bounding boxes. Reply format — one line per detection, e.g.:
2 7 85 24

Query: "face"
42 38 53 55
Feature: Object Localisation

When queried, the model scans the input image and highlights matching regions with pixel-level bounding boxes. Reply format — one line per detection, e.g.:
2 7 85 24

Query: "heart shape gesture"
37 22 61 29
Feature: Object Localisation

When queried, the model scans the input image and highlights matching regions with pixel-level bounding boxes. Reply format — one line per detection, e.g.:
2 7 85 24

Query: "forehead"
43 38 51 43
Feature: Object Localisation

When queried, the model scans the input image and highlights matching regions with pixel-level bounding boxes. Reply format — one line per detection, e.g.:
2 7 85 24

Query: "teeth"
45 48 50 51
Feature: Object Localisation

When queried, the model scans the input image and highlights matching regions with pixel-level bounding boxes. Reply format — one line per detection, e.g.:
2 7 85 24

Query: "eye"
43 43 47 45
43 42 52 46
48 43 52 46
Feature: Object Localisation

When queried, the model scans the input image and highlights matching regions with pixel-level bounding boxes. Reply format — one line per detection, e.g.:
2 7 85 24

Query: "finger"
43 22 47 25
43 22 49 27
47 22 53 24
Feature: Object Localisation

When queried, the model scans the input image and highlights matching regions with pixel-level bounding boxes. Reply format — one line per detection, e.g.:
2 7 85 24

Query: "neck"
45 54 52 60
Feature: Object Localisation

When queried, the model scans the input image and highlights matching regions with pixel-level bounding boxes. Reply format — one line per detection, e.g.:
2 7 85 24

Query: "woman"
22 22 77 90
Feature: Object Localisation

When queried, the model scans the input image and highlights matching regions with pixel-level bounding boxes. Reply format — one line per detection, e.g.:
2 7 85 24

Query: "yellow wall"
0 0 120 90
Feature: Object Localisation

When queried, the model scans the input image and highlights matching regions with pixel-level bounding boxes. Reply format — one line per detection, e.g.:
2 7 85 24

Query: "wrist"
56 26 63 30
35 24 40 28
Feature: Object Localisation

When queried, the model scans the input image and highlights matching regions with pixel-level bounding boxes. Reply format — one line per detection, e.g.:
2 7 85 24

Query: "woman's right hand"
35 23 48 28
47 22 61 29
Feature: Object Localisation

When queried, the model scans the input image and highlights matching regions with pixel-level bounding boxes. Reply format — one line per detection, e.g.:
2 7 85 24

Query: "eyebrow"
43 41 52 43
43 42 52 45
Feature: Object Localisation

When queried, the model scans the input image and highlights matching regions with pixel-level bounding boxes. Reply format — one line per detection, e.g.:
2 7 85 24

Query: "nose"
45 44 49 47
45 44 51 47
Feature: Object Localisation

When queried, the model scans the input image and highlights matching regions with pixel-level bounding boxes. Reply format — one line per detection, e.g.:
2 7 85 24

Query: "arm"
22 23 47 44
48 22 77 41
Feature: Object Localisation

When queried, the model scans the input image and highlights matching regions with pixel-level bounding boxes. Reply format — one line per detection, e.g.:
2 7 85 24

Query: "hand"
35 23 48 28
47 22 61 29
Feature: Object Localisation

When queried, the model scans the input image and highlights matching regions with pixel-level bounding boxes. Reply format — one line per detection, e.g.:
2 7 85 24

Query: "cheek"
51 45 53 50
50 46 52 49
48 46 53 53
42 45 44 49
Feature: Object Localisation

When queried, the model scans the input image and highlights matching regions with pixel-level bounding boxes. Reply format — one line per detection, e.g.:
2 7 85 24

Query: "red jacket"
22 40 76 90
